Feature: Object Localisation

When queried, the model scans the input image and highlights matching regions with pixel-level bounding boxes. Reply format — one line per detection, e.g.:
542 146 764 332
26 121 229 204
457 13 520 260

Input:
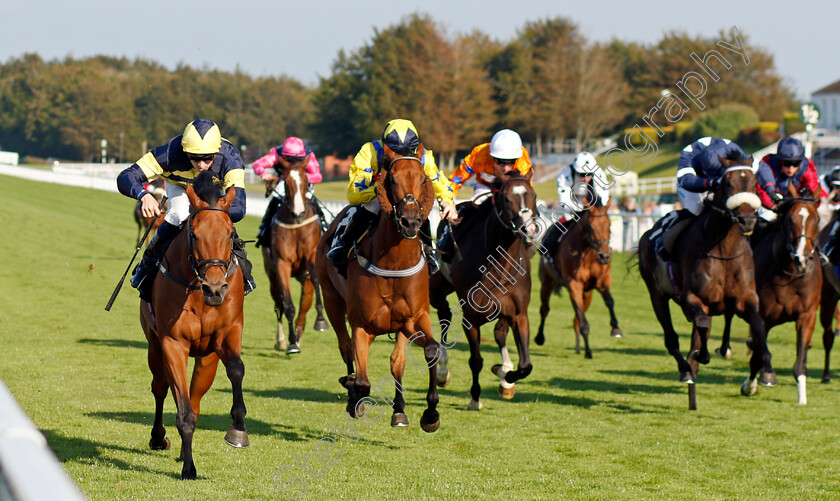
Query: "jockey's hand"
140 193 161 218
441 202 458 222
260 172 275 181
767 189 783 203
708 178 720 191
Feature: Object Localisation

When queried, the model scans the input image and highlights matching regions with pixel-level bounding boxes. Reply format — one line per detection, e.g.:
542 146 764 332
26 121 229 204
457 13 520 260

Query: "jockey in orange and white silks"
327 119 457 272
117 119 255 300
449 129 532 203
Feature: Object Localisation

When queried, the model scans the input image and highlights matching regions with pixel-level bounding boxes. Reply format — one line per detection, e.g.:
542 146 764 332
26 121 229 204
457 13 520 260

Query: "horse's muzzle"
398 215 422 240
201 282 229 306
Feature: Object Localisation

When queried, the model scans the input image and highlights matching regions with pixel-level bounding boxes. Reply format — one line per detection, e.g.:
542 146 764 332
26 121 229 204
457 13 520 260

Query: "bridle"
186 206 237 285
385 156 427 236
490 177 536 242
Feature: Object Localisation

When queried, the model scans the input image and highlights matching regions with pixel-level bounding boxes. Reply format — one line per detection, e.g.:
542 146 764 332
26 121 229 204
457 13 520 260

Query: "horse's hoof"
149 436 170 450
584 351 593 359
467 399 483 411
420 410 440 433
822 375 831 384
610 328 623 338
314 319 329 332
181 463 197 480
679 372 695 384
498 383 516 400
535 333 545 346
349 402 366 419
436 369 451 388
286 344 301 355
715 347 731 359
741 379 758 396
759 370 777 387
224 426 250 448
274 341 286 351
391 413 409 427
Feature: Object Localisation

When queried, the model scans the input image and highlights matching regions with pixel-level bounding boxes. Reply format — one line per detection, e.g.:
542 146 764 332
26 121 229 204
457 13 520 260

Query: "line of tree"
0 15 796 165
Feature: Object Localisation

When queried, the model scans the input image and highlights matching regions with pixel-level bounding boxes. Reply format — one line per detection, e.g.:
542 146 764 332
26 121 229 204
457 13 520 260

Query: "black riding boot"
232 229 256 296
130 221 181 302
419 219 440 274
824 219 840 264
310 196 329 233
327 207 378 266
256 197 282 248
655 209 693 262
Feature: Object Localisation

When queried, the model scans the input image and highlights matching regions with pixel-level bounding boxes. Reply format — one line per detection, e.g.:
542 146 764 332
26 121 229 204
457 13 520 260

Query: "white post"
100 138 108 164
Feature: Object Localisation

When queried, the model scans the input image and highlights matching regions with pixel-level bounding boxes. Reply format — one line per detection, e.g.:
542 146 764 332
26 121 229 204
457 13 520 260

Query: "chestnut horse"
536 195 623 358
140 171 248 479
717 189 820 404
429 171 537 409
315 144 442 431
638 158 776 410
261 154 328 355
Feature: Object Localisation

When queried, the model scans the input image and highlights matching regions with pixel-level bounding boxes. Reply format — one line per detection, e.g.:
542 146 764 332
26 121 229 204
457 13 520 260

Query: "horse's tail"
627 246 641 276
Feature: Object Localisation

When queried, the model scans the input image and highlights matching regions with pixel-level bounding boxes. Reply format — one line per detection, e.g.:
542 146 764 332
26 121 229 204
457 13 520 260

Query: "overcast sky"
3 0 836 101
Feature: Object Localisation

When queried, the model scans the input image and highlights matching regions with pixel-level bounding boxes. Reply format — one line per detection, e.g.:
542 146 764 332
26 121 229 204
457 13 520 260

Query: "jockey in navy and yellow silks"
327 119 457 272
116 119 254 301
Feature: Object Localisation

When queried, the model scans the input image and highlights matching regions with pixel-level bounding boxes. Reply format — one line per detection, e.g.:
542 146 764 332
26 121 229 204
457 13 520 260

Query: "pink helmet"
280 137 307 157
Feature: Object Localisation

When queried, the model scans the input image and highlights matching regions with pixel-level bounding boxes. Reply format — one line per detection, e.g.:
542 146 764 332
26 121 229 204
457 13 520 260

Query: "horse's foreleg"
489 319 516 399
188 353 220 418
821 288 838 383
295 273 315 345
160 337 197 479
599 286 623 338
276 261 298 353
794 311 817 405
350 326 374 418
506 313 533 387
465 322 484 410
568 281 591 359
217 325 248 448
717 312 734 359
147 337 170 450
650 290 690 383
264 249 287 351
536 269 554 346
407 315 441 433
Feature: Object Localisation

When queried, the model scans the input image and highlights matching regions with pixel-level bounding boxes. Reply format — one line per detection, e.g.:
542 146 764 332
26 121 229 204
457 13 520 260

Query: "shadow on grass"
87 411 315 442
544 375 682 395
237 386 343 403
41 428 181 480
78 337 147 350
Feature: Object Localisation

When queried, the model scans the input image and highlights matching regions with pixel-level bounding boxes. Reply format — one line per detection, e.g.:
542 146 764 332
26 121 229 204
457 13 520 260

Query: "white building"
812 79 840 130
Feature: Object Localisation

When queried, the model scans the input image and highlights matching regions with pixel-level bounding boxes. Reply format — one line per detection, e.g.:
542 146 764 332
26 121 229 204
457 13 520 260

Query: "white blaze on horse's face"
288 170 305 216
795 206 810 264
511 185 537 235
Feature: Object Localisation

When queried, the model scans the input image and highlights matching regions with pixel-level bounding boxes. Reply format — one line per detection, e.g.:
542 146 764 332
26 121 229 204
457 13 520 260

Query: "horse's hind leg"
717 312 734 359
147 337 170 450
568 281 592 359
599 284 623 338
320 274 354 383
389 333 409 427
465 323 484 410
295 273 315 347
739 294 776 394
794 311 817 404
821 285 838 383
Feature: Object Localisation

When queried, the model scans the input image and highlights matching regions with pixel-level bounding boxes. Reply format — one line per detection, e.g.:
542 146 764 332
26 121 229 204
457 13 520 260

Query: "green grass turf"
3 173 840 500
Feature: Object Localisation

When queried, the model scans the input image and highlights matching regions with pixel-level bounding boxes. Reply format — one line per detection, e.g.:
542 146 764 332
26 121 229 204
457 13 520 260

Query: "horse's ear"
376 175 394 213
186 182 207 209
416 143 425 159
218 186 235 210
381 144 396 170
524 168 533 183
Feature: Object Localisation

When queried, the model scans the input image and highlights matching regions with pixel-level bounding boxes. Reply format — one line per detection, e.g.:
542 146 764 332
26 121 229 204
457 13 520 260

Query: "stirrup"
327 240 347 264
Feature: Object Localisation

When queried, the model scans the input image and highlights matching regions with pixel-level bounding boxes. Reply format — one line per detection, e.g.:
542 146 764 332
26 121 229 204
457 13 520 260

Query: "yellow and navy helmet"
382 119 420 155
182 119 222 155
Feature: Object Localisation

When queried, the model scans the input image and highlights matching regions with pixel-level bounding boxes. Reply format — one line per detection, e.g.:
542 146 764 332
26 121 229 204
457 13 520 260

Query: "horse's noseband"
187 206 236 284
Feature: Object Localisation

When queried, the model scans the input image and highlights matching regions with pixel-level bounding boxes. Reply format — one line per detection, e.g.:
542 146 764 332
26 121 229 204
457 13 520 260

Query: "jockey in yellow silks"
327 118 457 273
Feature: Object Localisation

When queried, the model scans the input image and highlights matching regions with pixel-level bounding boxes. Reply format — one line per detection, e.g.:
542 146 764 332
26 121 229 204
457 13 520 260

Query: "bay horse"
638 158 776 410
716 187 820 404
140 171 248 479
536 194 623 358
429 171 537 409
261 154 328 355
314 144 442 432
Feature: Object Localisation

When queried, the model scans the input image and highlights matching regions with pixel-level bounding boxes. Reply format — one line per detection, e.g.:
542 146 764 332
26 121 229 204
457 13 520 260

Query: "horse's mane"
192 170 223 205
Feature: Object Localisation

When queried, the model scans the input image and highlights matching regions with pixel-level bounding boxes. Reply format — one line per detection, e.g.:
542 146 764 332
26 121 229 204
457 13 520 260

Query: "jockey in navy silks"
650 137 776 261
